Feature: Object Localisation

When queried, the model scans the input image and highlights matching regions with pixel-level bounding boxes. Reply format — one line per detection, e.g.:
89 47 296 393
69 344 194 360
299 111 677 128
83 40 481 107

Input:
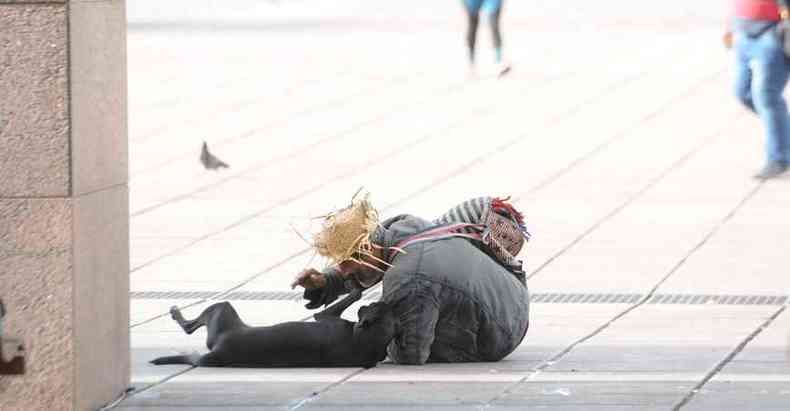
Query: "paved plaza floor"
116 1 789 409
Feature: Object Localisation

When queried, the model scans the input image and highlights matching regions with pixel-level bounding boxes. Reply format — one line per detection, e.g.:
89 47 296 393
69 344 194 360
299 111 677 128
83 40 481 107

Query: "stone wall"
0 1 129 410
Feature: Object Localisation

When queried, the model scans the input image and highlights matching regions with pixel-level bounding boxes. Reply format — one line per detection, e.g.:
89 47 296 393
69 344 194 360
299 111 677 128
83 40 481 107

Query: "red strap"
387 223 484 261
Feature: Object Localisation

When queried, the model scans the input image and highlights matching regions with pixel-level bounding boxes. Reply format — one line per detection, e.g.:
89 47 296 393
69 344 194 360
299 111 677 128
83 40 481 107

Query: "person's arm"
779 0 790 19
291 267 353 309
724 2 736 49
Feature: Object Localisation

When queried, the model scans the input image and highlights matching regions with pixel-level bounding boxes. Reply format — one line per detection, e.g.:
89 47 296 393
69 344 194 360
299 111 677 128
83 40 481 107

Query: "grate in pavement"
646 294 788 306
129 291 788 305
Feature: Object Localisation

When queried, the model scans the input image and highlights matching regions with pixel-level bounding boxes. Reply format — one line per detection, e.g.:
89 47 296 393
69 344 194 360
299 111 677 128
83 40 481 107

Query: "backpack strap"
386 223 485 261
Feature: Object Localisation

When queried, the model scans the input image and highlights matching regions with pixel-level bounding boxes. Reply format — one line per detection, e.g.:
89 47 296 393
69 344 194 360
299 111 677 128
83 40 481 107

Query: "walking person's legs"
463 0 482 67
734 33 756 113
749 31 790 178
485 0 511 76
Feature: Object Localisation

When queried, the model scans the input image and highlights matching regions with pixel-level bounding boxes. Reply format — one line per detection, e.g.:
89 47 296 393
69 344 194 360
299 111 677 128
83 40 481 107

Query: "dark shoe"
753 162 788 180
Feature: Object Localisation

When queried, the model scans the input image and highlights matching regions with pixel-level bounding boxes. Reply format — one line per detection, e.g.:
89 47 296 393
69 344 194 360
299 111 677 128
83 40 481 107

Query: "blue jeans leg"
734 30 790 164
734 36 756 113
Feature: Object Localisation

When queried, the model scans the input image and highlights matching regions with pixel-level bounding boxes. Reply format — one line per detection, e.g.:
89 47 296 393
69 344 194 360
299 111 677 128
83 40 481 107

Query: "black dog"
150 291 398 369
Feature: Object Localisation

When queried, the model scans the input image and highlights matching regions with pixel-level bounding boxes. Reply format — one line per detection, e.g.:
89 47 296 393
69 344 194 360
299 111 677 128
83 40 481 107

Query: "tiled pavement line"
130 71 568 273
109 365 198 410
121 69 657 398
353 73 727 299
132 62 620 271
672 305 788 410
128 28 573 176
507 73 725 208
219 80 731 410
128 67 648 325
127 32 690 214
128 38 460 166
279 90 742 410
129 53 355 145
285 369 368 411
119 83 728 409
131 29 668 216
128 70 448 206
124 50 724 402
124 70 736 406
129 39 717 276
128 68 510 217
476 177 768 409
126 73 561 322
125 30 356 101
300 71 726 318
129 68 365 147
520 124 727 282
125 69 572 326
128 43 349 116
129 68 426 174
129 58 724 327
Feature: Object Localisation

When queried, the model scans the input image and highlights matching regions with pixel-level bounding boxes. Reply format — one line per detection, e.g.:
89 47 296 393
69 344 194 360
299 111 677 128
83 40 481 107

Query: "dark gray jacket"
306 214 530 364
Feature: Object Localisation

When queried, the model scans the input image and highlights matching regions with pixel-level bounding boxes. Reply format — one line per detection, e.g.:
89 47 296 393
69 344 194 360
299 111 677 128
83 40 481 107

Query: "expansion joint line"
288 368 368 411
129 71 423 218
129 68 527 218
123 70 720 405
131 68 658 327
513 70 723 206
129 71 572 273
672 304 787 410
479 166 766 409
524 74 726 282
107 365 197 410
130 70 645 404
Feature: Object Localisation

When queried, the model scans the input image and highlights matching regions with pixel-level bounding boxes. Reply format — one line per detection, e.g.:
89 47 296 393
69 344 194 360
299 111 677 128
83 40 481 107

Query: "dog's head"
353 302 399 344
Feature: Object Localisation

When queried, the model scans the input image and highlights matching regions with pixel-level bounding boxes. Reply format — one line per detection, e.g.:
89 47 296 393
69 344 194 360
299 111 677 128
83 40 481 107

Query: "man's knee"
752 86 787 112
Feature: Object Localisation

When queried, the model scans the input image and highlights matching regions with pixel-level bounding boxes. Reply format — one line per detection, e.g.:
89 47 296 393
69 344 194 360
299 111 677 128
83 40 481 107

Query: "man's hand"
723 30 733 50
291 268 327 290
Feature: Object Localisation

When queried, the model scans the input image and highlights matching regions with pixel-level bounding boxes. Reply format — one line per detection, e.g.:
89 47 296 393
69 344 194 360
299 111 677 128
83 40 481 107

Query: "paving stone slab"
304 381 508 408
492 381 693 409
715 311 790 377
119 381 338 408
684 381 790 411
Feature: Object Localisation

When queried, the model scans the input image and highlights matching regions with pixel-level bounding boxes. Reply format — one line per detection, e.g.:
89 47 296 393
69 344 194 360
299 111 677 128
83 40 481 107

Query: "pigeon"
200 141 229 170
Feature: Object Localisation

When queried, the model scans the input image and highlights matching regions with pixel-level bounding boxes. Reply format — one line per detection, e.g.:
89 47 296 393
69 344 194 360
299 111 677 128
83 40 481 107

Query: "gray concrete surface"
115 0 789 410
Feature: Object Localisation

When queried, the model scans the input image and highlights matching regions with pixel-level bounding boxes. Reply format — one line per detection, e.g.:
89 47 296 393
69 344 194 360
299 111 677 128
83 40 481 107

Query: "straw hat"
313 191 390 272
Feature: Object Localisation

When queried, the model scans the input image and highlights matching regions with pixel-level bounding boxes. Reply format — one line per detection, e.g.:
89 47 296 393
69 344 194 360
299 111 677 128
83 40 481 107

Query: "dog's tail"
150 354 201 366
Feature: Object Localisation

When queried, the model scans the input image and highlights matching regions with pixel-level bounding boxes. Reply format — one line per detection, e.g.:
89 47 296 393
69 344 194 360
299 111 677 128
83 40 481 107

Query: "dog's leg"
149 353 201 366
170 306 202 335
194 351 226 367
171 302 247 350
202 302 247 350
314 287 363 321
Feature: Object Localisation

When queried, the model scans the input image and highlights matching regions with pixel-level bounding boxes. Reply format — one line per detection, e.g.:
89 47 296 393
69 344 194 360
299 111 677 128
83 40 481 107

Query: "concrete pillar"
0 0 129 410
